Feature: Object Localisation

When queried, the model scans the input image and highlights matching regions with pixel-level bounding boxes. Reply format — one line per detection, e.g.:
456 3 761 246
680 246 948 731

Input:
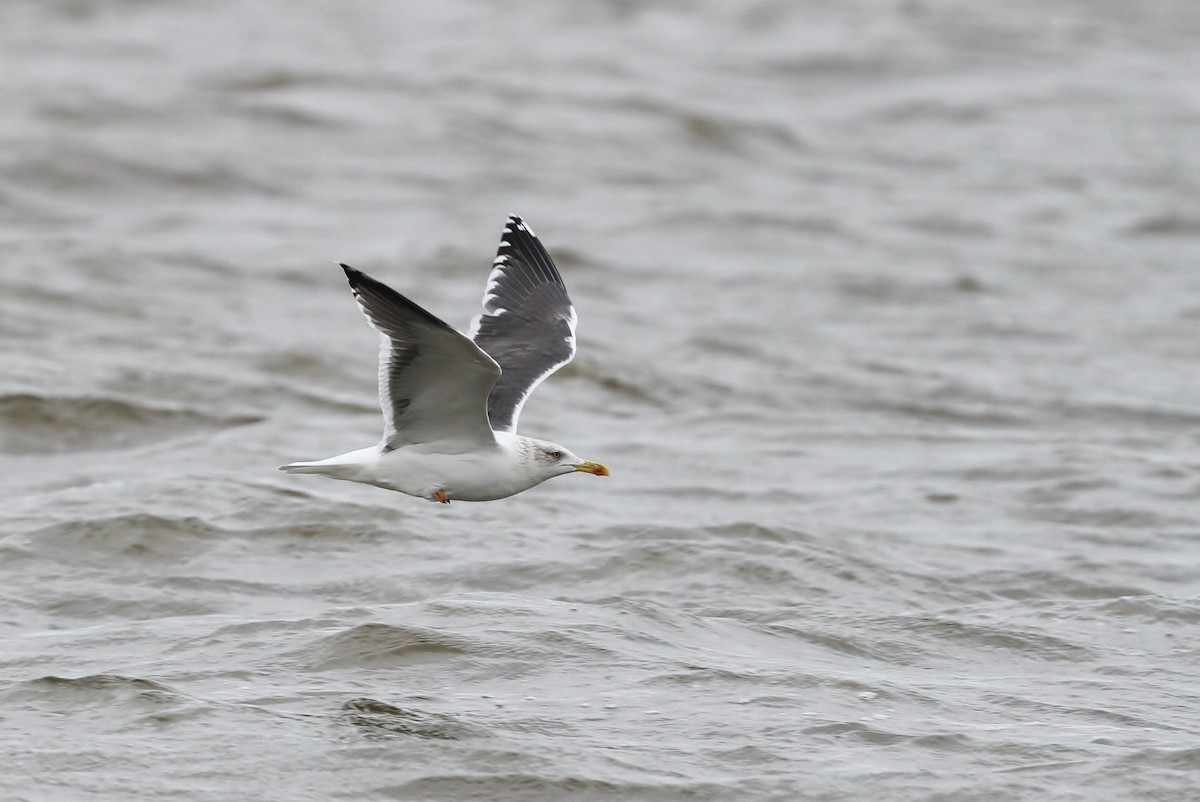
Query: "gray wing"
341 264 501 451
467 216 577 434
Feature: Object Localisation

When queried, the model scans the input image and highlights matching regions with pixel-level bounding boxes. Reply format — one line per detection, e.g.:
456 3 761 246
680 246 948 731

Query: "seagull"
280 215 610 503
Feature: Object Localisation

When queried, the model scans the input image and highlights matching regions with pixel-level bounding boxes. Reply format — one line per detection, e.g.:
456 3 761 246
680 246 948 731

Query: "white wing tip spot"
504 216 535 238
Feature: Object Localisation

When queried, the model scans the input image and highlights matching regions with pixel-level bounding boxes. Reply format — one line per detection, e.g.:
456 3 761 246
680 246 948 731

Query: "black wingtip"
339 263 391 304
504 214 534 236
340 263 365 286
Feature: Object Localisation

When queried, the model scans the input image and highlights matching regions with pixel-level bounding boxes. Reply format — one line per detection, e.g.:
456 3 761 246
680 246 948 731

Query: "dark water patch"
1124 214 1200 238
1064 703 1182 732
957 462 1082 483
836 273 998 304
301 623 483 670
852 396 1028 427
988 692 1176 732
253 351 380 412
897 617 1092 661
911 732 977 753
199 67 350 93
684 333 775 363
1119 746 1200 770
1023 476 1118 505
899 215 995 239
612 94 806 154
986 739 1101 769
34 95 157 125
1045 399 1200 432
861 145 957 172
555 360 669 408
232 102 343 129
0 543 37 566
800 720 907 745
0 393 261 454
1022 504 1182 530
492 716 577 738
144 249 243 278
255 348 357 379
241 519 397 546
686 605 806 625
967 570 1151 601
1 673 217 733
677 110 804 154
766 51 892 80
725 556 807 588
706 521 810 544
194 615 357 643
647 666 763 686
106 365 371 421
155 575 282 597
340 697 485 740
9 146 285 197
374 773 728 802
534 245 607 273
524 629 622 661
647 665 822 690
0 276 129 322
22 513 225 566
764 623 913 664
274 266 348 287
876 99 990 124
538 522 888 605
963 319 1071 341
4 674 181 711
724 210 855 239
308 576 430 607
702 744 788 765
40 591 219 623
1099 596 1200 623
97 368 262 410
544 540 813 599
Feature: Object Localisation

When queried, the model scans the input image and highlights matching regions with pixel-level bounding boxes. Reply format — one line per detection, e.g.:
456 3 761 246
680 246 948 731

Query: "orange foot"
433 489 450 504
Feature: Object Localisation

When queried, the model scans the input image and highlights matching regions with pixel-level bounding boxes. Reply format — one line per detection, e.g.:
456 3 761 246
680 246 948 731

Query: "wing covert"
341 264 500 450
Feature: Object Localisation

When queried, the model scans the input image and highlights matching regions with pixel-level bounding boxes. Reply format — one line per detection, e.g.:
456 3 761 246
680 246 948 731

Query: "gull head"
526 439 610 481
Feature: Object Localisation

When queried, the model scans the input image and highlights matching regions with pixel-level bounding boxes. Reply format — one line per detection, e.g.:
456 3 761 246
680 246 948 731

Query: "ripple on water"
340 697 486 740
371 774 729 802
893 616 1095 662
3 674 186 717
0 393 261 454
21 513 225 565
299 623 484 671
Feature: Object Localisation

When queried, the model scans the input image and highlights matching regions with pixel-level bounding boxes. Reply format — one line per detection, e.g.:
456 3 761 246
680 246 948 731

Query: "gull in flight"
280 215 610 503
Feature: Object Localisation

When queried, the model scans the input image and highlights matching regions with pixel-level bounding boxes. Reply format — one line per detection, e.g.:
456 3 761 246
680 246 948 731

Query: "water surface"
3 2 1200 800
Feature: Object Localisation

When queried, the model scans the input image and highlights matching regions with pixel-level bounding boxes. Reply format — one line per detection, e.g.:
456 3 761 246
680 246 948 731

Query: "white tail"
278 461 338 475
278 447 377 480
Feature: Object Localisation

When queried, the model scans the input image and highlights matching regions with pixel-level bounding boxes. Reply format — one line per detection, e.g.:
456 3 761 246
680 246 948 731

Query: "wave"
22 513 225 565
340 697 485 740
0 393 261 454
298 623 487 670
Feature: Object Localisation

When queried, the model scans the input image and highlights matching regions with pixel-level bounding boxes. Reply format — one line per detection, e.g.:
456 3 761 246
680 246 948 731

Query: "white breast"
363 433 541 502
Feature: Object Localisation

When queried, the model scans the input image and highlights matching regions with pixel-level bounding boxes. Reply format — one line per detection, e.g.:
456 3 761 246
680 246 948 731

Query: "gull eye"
549 450 562 460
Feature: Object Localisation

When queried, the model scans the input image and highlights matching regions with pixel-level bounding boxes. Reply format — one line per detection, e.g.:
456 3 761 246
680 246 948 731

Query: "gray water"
3 1 1200 800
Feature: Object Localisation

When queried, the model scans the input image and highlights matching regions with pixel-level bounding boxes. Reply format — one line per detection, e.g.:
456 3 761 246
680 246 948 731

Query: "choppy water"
3 1 1200 800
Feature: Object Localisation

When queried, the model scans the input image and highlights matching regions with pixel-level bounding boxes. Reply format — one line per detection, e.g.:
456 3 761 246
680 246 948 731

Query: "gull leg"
433 489 450 504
